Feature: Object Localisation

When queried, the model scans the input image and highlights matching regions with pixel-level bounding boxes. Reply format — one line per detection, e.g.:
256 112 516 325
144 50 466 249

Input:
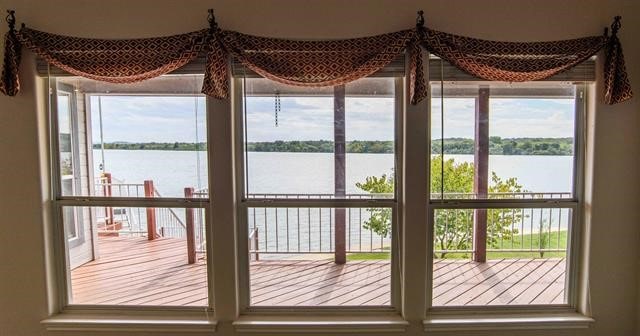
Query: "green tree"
357 156 524 258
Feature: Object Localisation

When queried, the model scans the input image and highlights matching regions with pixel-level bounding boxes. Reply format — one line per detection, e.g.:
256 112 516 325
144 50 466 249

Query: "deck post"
144 180 157 240
473 87 490 262
103 172 114 225
334 84 346 264
184 187 196 264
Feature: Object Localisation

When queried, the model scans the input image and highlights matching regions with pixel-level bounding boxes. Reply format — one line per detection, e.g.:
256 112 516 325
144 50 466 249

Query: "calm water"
94 150 573 198
93 150 573 251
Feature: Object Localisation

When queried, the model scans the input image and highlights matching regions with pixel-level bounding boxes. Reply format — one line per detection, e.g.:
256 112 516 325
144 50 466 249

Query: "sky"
90 94 576 143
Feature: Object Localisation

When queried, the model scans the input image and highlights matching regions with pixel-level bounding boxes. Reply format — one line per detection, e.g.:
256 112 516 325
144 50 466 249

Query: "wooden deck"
70 237 565 306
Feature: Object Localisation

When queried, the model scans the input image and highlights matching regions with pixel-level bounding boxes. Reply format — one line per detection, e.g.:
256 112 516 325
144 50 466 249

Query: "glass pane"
64 206 208 306
431 207 570 306
244 77 395 199
248 207 391 306
57 92 76 196
54 76 208 198
430 82 578 200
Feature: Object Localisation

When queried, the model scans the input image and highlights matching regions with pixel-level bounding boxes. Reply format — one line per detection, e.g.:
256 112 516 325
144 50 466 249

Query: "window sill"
423 313 594 332
41 313 218 333
233 315 409 333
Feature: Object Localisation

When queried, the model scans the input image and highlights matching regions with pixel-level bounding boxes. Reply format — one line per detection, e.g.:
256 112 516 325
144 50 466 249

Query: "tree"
356 156 524 258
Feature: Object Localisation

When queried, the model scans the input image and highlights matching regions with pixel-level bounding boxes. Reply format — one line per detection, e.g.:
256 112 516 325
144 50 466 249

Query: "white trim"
41 314 217 333
423 313 594 331
233 315 409 333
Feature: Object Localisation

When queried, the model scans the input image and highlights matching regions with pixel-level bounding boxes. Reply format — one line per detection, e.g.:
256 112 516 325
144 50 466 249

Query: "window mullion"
208 92 238 318
402 50 430 319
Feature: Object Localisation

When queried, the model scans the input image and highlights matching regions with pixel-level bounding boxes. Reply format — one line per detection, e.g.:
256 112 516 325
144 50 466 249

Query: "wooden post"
103 172 114 225
184 187 196 264
334 85 346 264
144 180 157 241
473 87 490 262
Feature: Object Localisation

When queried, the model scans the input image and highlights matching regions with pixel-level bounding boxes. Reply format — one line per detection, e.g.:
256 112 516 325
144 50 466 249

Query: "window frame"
425 78 589 313
232 75 404 313
55 84 85 247
40 51 595 331
47 74 215 312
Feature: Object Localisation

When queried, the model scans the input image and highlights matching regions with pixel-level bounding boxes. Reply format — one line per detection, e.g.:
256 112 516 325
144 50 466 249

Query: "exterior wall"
0 1 638 336
67 89 94 270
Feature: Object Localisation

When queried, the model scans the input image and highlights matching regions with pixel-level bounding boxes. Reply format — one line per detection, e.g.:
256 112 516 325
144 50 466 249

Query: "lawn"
346 230 567 261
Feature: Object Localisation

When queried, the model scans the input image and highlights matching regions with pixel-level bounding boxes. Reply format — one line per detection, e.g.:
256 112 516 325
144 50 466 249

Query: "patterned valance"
0 11 633 105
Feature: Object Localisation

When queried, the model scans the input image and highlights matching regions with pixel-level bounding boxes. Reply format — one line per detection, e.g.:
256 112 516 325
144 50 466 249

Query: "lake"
94 150 574 198
93 150 574 252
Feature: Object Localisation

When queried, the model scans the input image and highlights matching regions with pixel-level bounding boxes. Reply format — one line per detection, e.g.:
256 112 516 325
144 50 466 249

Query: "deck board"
70 237 565 306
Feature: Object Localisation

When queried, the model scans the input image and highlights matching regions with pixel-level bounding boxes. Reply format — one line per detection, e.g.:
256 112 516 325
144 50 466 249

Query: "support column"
473 87 490 262
184 187 196 264
144 180 156 241
334 84 346 265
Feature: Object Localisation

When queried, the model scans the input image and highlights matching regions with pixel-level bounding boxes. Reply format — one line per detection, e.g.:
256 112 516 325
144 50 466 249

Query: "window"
50 75 210 307
43 51 594 330
428 77 587 308
236 76 401 308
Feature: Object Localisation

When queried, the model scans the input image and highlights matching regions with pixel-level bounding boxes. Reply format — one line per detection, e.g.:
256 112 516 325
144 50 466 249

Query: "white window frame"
47 74 215 314
232 74 404 313
39 53 595 332
424 74 589 314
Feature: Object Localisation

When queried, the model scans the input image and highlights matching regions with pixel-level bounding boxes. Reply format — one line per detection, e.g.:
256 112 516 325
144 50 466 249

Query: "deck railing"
431 192 572 259
94 175 187 242
96 175 571 261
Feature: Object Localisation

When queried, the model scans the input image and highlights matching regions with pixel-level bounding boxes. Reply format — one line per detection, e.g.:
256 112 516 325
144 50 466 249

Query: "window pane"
54 76 208 198
243 78 395 199
64 206 208 306
248 207 391 306
430 82 578 200
431 207 570 306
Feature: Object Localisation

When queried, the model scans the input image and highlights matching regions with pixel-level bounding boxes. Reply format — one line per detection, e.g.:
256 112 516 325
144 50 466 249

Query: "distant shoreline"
93 138 573 155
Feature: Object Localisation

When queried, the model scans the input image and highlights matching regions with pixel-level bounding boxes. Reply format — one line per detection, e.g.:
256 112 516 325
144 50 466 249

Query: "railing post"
103 172 114 225
334 84 346 264
184 187 196 264
254 229 259 261
473 87 490 262
144 180 157 240
250 228 259 261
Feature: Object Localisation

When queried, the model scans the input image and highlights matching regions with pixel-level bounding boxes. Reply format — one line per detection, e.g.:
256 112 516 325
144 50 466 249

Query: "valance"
0 10 633 105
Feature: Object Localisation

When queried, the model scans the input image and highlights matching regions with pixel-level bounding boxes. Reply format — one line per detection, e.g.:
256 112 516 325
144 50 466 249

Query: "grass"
345 230 568 261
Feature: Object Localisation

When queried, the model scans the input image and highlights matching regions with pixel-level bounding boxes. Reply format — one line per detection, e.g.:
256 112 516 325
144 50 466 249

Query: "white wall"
0 1 638 335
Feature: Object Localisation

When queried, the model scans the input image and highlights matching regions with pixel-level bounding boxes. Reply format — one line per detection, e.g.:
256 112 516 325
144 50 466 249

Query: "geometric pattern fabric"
1 23 632 105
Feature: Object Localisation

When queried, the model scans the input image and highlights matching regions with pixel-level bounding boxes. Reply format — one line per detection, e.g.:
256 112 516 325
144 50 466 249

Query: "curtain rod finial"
416 10 425 28
5 9 16 32
207 8 217 31
611 16 622 35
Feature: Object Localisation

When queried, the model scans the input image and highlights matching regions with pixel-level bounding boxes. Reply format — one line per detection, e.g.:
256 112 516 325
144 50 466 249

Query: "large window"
45 53 594 328
237 76 400 308
51 75 210 307
428 79 586 308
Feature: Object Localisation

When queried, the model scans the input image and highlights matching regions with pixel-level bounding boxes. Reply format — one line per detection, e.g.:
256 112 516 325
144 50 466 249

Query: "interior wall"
0 1 638 336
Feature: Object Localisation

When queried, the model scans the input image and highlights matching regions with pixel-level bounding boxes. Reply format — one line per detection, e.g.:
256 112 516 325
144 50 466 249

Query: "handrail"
97 177 570 260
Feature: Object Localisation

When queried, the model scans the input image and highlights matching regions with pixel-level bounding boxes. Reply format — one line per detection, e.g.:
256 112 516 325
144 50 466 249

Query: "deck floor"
70 237 565 306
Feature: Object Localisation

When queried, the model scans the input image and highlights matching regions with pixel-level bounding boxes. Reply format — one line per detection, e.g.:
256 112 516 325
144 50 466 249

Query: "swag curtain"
0 14 633 105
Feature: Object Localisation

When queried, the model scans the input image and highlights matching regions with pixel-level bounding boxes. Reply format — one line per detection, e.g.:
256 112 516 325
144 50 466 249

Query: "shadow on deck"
70 236 565 306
